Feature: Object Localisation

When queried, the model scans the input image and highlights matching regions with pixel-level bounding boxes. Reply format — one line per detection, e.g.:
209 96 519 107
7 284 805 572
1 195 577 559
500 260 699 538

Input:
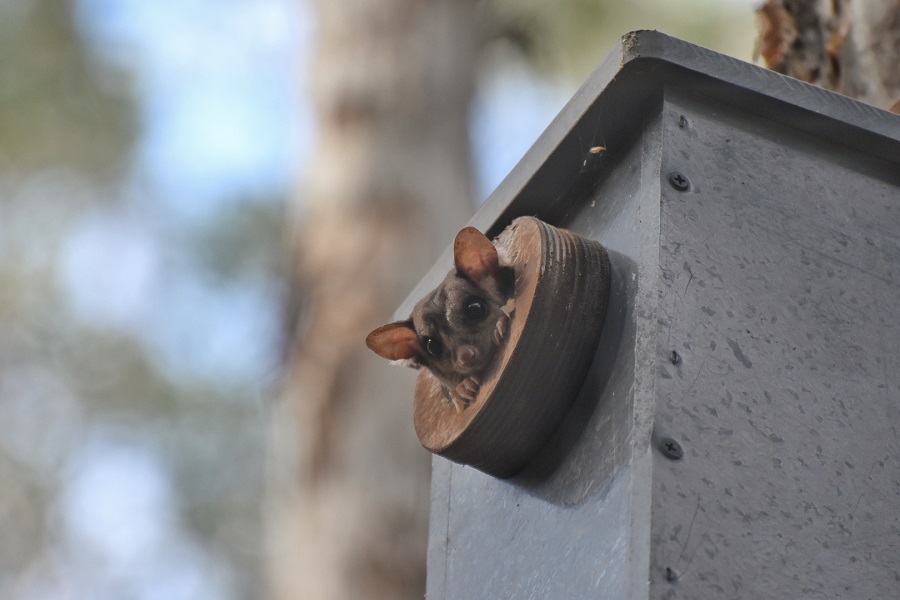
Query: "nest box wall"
402 31 900 600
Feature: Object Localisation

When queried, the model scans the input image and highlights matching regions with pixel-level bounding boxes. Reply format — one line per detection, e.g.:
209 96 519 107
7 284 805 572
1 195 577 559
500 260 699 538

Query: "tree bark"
266 1 481 599
756 0 900 110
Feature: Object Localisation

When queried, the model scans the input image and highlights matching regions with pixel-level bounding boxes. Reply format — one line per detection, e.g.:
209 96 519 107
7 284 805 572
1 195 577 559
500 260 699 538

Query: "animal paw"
493 298 517 345
450 377 481 413
501 298 516 318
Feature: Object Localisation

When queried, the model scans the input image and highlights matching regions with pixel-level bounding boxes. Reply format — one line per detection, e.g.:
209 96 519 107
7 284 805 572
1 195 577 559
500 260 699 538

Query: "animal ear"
453 226 498 283
366 320 420 361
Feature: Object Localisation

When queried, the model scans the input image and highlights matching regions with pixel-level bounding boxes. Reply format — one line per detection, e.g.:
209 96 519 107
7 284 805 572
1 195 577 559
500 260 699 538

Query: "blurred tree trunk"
266 1 481 599
756 0 900 110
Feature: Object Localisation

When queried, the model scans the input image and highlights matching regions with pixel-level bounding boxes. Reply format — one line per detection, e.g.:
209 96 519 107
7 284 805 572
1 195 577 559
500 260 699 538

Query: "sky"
65 0 310 385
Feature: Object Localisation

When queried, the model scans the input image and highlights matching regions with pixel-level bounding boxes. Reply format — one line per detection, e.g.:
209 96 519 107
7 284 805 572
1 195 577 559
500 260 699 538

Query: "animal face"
407 270 510 386
366 226 515 393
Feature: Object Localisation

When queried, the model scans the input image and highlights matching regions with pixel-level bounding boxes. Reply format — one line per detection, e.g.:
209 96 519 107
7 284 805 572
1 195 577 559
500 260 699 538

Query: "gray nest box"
403 31 900 599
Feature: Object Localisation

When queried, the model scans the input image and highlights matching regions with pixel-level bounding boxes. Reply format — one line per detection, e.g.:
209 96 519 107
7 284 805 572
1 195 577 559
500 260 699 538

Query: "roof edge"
620 30 900 142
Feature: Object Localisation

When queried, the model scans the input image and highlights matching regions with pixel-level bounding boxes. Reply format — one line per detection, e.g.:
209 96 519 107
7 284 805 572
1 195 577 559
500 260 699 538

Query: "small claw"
493 298 517 345
494 312 510 345
457 380 478 401
441 385 467 414
449 377 481 413
501 298 516 318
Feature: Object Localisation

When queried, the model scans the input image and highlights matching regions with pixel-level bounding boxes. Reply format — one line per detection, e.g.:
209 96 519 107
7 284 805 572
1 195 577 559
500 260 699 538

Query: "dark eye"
423 336 443 358
463 298 488 321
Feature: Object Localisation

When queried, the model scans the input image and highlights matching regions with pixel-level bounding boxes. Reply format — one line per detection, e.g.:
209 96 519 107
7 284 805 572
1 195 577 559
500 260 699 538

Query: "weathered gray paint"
406 32 900 599
651 90 900 599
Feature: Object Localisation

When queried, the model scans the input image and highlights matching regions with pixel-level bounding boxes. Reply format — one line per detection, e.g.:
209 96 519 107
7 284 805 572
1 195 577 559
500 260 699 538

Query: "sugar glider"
366 226 516 412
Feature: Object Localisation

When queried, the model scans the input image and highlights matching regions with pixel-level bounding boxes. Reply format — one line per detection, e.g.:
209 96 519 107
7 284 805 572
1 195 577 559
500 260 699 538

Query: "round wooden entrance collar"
413 217 611 478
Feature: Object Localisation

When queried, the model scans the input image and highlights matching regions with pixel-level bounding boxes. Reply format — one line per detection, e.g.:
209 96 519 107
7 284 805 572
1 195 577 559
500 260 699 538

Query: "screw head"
659 437 683 460
668 172 690 191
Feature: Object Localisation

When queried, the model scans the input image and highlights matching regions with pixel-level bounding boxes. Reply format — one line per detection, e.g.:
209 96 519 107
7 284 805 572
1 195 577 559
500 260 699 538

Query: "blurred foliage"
191 199 289 285
0 0 274 598
0 0 135 173
491 0 755 80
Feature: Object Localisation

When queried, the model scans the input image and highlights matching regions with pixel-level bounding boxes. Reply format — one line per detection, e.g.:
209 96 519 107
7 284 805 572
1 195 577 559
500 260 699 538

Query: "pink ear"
366 321 420 361
453 227 498 283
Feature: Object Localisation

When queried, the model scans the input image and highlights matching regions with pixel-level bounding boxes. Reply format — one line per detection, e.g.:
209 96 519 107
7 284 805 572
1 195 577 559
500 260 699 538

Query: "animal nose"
456 345 480 368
